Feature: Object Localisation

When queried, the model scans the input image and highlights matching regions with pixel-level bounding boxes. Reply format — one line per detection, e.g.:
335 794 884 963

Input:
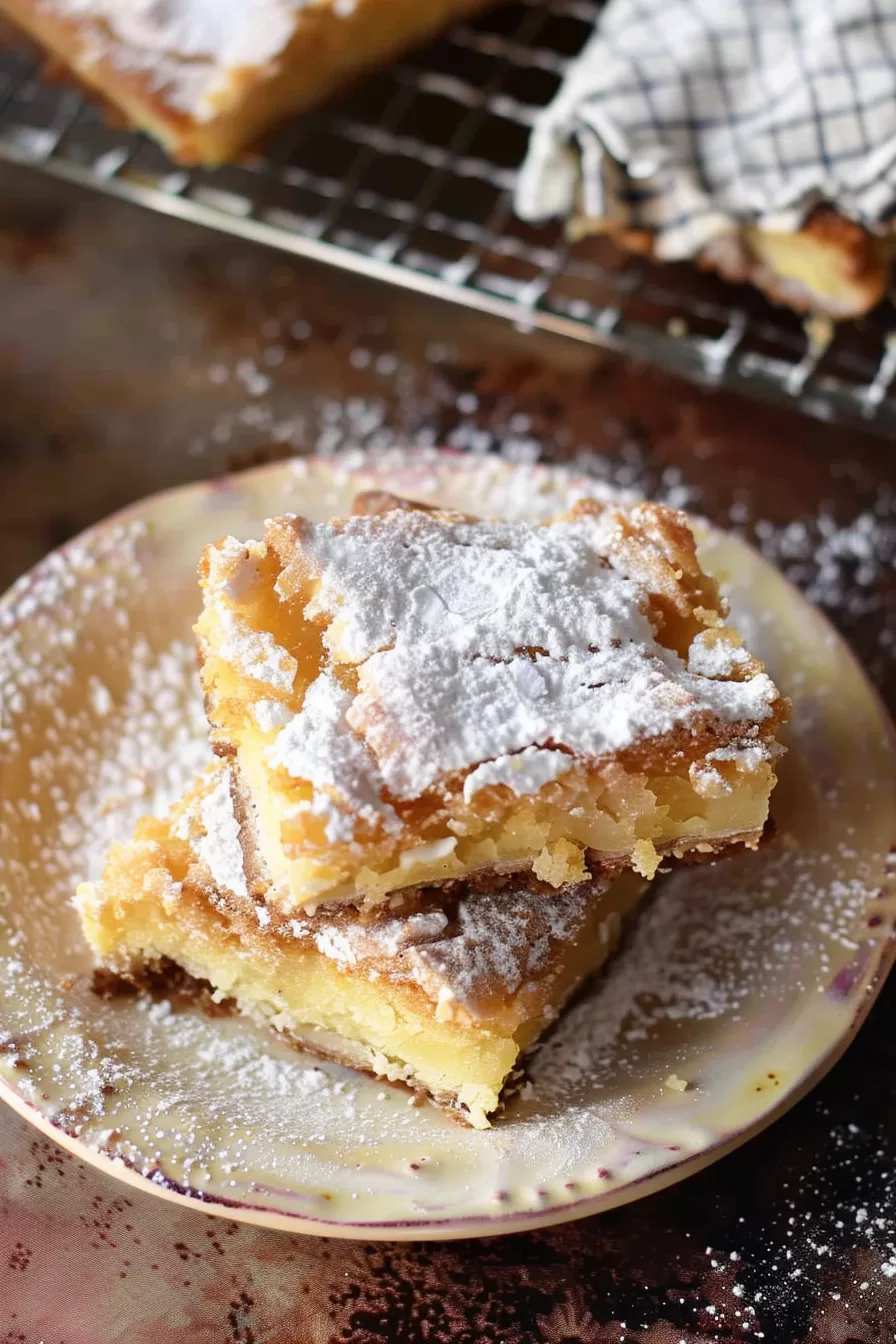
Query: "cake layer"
76 763 646 1127
1 0 493 164
195 492 787 912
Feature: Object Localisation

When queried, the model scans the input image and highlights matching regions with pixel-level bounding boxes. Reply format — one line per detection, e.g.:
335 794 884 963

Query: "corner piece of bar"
75 762 645 1128
0 0 496 165
194 492 788 914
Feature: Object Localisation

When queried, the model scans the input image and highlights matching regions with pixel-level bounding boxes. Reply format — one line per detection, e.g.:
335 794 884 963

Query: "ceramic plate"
0 450 894 1241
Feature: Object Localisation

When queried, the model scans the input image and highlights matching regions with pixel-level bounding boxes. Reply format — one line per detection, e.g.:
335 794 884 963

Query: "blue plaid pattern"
516 0 896 257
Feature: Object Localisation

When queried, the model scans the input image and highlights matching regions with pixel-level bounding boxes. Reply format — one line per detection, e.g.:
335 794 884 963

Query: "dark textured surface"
1 161 895 1343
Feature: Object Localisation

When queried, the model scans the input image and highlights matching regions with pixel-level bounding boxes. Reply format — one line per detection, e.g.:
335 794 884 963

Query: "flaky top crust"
196 492 787 859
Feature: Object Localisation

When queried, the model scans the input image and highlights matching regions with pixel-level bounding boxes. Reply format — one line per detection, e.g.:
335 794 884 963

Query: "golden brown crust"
350 490 477 523
562 497 726 652
0 0 497 164
573 205 892 318
699 209 893 318
351 490 436 518
798 208 888 282
228 757 274 900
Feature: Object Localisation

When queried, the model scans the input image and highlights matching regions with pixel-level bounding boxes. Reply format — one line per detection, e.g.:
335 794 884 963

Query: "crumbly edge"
228 733 774 910
570 205 893 318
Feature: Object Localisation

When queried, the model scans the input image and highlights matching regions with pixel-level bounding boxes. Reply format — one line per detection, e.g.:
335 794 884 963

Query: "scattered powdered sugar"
751 498 896 685
0 519 210 903
67 638 212 899
754 504 896 621
88 677 114 717
684 1111 896 1336
185 1021 336 1101
1 521 144 744
526 835 878 1105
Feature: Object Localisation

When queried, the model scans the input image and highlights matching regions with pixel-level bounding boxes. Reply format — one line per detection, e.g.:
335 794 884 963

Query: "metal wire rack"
2 0 896 434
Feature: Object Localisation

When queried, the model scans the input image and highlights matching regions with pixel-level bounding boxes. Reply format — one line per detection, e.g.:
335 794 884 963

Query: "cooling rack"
2 0 896 434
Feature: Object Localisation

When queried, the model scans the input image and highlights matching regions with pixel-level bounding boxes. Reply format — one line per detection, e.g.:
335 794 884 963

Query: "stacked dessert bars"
76 489 788 1127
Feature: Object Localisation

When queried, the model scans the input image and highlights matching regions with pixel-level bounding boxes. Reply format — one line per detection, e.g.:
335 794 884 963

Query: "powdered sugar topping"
211 605 296 693
207 536 261 603
252 698 294 732
286 874 607 1015
688 630 753 678
48 0 357 121
262 509 779 810
268 672 398 841
462 746 574 802
196 768 248 899
303 512 652 663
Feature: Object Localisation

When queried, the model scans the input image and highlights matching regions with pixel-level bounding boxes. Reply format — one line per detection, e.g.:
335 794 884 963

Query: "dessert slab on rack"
0 0 494 162
0 450 893 1238
3 0 895 324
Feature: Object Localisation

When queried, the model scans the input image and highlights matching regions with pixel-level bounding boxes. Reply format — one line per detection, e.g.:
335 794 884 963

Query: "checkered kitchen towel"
515 0 896 256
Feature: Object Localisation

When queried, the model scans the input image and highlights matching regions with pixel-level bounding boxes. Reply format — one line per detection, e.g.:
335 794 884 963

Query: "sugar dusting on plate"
0 451 892 1233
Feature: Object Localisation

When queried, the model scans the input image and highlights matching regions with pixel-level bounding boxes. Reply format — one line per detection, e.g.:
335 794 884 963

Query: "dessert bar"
195 492 787 912
1 0 493 163
76 762 645 1128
